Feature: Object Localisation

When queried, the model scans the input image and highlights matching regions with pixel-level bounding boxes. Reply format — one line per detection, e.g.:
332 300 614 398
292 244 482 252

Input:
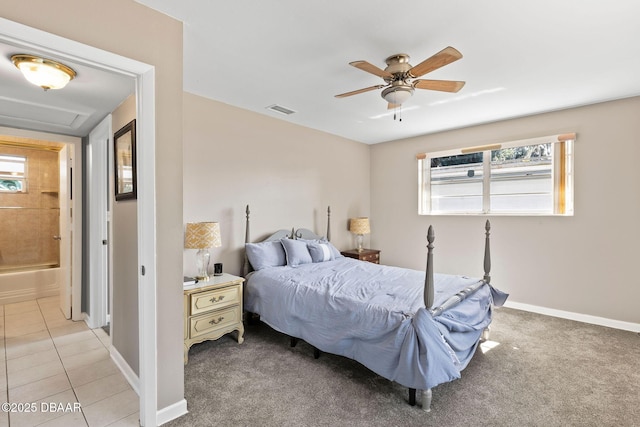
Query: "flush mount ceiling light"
11 54 76 91
381 84 414 105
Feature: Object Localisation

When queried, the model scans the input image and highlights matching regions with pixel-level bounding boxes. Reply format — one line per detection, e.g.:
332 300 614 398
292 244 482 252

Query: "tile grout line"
84 327 140 426
40 298 137 427
36 297 90 427
3 298 137 427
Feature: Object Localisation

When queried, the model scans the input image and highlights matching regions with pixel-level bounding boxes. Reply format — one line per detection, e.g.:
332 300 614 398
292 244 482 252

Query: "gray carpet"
167 308 639 427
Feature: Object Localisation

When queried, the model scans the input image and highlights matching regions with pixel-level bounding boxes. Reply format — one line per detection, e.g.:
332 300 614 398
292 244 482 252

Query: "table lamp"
349 217 370 253
185 222 221 281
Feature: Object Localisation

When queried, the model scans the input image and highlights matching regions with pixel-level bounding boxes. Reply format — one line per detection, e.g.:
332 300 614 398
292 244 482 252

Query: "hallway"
0 296 139 426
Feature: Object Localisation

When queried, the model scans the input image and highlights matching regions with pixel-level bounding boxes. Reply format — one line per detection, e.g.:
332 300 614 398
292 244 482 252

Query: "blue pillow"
300 238 343 260
245 241 286 270
307 241 334 263
280 238 313 267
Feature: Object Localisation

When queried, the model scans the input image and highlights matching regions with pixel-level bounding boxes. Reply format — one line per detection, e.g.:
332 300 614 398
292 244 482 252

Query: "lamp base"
356 234 364 252
195 249 211 282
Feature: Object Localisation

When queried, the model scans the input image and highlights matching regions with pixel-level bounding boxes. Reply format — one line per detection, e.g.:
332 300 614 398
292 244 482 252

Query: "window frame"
0 154 27 193
418 133 575 216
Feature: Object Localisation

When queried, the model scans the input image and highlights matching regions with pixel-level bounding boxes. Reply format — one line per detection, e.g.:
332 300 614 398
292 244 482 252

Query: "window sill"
419 211 573 217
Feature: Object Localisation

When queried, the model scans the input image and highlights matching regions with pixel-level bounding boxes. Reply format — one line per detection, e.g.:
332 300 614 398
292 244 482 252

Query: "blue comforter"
245 257 507 390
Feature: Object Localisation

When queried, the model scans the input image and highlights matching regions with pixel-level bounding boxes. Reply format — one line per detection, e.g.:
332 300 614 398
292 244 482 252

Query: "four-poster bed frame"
242 205 496 412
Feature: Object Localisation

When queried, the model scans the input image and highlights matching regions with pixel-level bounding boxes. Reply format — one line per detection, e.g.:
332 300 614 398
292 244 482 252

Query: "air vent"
266 104 296 115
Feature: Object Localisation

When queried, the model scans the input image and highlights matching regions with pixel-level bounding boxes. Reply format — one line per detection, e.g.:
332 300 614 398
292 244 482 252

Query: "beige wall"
183 93 371 276
371 96 640 325
111 95 139 375
2 0 185 411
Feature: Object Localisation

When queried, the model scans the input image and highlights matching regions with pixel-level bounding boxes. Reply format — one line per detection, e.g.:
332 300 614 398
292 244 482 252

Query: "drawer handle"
209 316 224 325
209 295 225 303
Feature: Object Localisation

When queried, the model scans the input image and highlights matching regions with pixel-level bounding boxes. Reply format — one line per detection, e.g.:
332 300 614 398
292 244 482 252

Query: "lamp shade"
185 222 221 249
349 217 371 235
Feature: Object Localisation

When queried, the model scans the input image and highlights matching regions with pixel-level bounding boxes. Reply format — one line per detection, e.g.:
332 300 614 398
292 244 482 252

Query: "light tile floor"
0 297 140 427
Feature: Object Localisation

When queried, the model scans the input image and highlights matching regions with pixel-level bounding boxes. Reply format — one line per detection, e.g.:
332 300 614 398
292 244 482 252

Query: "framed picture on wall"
114 119 137 201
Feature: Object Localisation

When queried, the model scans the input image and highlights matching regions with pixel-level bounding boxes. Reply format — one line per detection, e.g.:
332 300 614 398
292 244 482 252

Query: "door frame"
58 144 72 319
0 127 81 316
0 18 159 426
86 115 112 330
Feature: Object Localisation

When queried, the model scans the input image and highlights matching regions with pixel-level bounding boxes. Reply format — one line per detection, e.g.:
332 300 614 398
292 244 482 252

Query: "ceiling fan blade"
335 85 385 98
407 46 463 78
413 79 466 93
349 60 393 79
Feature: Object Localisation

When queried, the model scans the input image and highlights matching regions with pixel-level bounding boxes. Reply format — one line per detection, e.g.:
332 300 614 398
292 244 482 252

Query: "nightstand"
341 249 380 264
183 273 245 364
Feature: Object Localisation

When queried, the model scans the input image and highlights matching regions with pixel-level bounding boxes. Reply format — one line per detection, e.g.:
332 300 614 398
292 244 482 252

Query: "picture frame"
114 119 137 201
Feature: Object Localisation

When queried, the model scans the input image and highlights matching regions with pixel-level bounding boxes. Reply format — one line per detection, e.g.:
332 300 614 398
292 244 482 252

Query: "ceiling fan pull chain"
393 104 403 122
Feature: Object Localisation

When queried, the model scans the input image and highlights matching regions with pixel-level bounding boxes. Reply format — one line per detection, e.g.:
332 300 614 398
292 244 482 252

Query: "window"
418 134 574 215
0 154 27 193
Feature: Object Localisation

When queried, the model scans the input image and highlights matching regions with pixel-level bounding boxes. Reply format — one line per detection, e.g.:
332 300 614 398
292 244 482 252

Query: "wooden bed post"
245 205 251 244
242 205 251 277
424 225 435 309
484 220 491 284
481 219 492 342
327 206 331 241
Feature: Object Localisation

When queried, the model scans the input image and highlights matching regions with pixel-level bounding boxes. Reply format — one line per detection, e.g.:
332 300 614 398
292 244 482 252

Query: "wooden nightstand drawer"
341 249 381 264
191 285 240 316
189 305 242 339
184 273 245 364
361 252 379 263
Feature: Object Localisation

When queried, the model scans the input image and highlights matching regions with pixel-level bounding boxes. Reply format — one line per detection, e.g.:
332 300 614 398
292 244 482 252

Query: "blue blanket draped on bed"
245 257 507 390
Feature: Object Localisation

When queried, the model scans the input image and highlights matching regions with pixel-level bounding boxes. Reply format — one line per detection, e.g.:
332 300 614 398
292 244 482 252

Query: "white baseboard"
157 399 188 426
104 340 188 425
504 301 640 333
84 312 98 329
109 346 140 395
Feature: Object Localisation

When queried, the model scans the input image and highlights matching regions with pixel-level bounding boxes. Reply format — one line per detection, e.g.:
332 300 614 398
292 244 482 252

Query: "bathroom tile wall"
0 145 60 269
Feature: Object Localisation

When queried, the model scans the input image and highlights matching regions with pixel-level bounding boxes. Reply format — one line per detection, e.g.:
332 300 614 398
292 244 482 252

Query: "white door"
58 145 72 319
87 116 111 329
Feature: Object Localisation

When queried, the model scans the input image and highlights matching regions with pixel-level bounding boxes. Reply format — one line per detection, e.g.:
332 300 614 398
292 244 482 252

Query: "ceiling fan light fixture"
381 86 413 105
11 54 76 91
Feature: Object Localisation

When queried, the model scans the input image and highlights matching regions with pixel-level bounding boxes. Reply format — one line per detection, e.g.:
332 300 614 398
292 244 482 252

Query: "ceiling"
1 1 639 144
135 0 640 144
0 38 134 137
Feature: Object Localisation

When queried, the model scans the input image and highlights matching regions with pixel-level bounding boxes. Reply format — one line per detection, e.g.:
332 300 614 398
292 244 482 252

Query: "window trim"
0 154 27 193
417 133 575 216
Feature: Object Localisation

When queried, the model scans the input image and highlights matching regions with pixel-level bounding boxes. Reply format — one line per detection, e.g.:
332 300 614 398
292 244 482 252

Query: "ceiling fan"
335 46 465 109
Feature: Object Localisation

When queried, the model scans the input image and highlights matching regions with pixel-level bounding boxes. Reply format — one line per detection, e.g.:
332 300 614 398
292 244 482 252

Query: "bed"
242 206 507 411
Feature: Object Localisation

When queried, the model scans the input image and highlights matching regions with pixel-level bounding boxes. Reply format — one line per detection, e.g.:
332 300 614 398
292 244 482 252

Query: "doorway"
0 133 82 315
0 16 160 426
